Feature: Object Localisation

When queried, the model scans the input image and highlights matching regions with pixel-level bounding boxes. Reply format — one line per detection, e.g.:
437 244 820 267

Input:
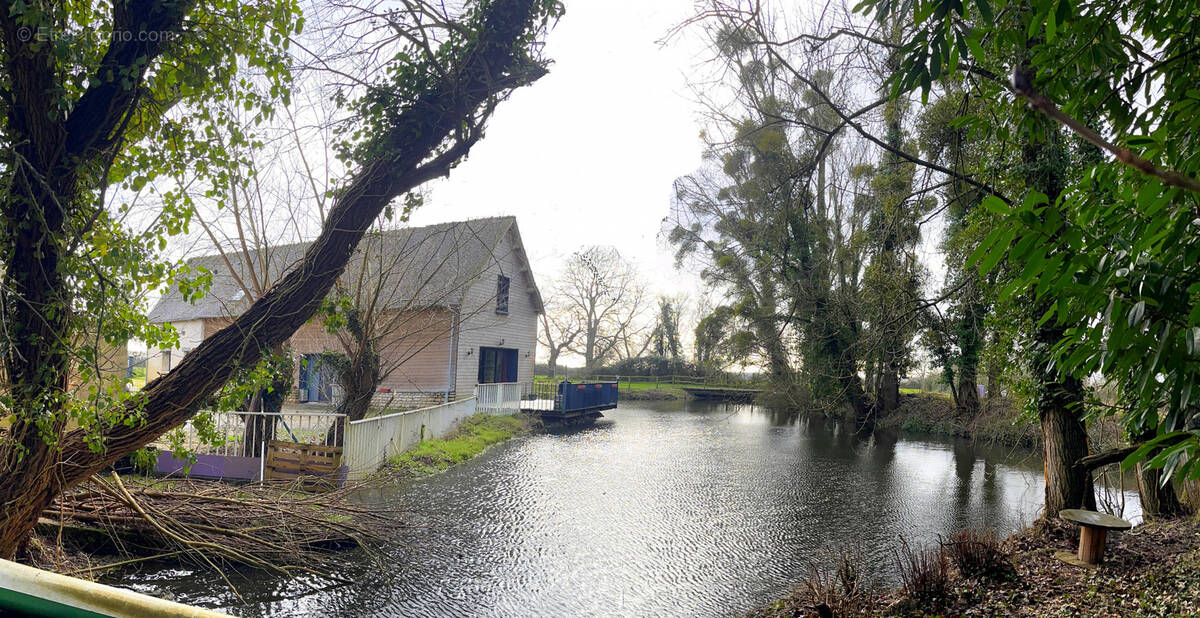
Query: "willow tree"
0 0 560 556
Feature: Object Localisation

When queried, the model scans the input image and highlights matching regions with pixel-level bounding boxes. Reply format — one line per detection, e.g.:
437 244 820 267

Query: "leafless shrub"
800 547 874 616
943 529 1015 580
894 538 948 608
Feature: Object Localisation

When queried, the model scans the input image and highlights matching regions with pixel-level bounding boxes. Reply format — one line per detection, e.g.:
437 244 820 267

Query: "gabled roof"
148 216 543 323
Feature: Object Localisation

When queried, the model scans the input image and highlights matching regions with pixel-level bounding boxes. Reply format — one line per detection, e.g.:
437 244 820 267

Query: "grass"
128 366 147 389
387 413 530 476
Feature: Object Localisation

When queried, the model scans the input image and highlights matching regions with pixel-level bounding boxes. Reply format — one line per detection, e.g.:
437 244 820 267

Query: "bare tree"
538 297 582 377
555 246 649 372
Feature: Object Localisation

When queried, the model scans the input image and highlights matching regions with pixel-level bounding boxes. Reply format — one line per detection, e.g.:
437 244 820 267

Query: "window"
495 275 510 315
162 350 171 372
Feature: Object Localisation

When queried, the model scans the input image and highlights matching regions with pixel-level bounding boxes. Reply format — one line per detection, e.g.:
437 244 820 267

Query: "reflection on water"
108 401 1141 617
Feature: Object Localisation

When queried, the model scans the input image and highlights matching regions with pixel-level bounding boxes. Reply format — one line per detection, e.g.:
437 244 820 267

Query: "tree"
672 12 902 422
916 89 993 415
0 0 561 557
555 246 649 371
649 296 685 359
857 0 1200 510
857 37 930 417
539 297 583 377
694 304 755 373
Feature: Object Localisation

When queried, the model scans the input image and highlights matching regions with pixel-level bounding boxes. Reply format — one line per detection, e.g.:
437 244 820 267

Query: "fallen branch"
41 473 402 588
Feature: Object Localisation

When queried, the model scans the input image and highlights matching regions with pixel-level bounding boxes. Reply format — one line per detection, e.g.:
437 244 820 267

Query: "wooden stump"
1058 508 1132 566
1078 525 1108 564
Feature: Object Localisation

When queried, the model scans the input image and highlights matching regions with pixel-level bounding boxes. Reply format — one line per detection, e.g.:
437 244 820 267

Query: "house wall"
148 318 206 380
67 339 129 398
454 228 539 393
276 309 455 408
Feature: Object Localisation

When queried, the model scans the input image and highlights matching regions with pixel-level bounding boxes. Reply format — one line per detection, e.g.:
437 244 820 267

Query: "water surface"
111 400 1141 616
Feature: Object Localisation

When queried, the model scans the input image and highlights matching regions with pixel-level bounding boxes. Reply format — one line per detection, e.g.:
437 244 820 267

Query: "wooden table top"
1059 509 1134 530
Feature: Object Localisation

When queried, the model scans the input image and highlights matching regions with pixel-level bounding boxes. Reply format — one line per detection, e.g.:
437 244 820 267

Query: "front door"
299 354 333 403
478 347 518 384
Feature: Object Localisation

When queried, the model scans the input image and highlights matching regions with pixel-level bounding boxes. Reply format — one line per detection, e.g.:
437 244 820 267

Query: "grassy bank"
387 413 537 476
877 392 1040 448
750 515 1200 617
620 385 688 401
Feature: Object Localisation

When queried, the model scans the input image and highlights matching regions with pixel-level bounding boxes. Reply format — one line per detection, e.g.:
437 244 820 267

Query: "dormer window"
496 275 510 315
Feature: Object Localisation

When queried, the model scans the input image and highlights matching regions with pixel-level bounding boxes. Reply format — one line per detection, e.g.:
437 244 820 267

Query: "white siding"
148 318 205 379
454 228 539 393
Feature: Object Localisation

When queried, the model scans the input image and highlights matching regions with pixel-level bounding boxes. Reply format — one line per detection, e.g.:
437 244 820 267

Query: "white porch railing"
475 382 523 415
155 410 347 457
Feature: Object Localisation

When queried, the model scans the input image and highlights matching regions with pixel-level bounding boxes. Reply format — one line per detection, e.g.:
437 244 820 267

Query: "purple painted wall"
154 452 262 481
154 451 349 487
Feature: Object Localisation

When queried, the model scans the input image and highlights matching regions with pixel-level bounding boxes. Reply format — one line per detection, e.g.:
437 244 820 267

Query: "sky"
408 0 710 300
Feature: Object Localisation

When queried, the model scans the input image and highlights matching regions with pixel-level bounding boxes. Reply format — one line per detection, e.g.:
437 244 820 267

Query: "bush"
895 539 949 608
801 548 873 616
944 529 1015 580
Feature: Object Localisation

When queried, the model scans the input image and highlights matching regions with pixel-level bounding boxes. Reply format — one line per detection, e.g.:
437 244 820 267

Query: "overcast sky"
408 0 710 299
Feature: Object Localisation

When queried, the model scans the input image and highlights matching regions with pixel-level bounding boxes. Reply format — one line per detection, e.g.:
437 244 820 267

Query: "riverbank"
877 393 1040 448
620 386 688 400
386 412 538 477
749 515 1200 617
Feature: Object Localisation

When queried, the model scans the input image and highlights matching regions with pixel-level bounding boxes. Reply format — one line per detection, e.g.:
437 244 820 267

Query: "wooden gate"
265 441 342 484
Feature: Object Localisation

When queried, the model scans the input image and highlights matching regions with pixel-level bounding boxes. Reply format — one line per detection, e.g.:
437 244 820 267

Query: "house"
145 217 543 409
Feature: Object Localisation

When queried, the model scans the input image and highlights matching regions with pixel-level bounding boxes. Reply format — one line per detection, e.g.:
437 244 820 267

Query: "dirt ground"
751 516 1200 617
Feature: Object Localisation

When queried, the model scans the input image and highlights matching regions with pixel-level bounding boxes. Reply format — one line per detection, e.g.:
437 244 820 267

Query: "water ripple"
110 402 1141 617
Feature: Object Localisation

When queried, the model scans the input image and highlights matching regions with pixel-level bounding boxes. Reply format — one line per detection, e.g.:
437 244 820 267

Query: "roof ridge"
183 215 517 263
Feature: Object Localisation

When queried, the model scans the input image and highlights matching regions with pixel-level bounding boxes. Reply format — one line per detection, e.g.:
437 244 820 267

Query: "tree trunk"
957 371 979 416
878 368 900 416
1022 115 1093 519
0 0 548 558
0 149 78 556
1134 431 1186 519
1039 375 1095 516
955 295 985 416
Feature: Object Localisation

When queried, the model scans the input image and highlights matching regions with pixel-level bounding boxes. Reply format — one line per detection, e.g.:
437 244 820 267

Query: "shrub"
801 548 873 616
895 539 949 608
944 529 1015 580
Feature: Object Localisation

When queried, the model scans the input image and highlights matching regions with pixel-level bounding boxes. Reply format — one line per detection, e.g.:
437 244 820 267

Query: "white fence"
343 397 478 480
341 383 523 480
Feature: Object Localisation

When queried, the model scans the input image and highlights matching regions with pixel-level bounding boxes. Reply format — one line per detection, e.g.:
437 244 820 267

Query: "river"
109 400 1141 616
